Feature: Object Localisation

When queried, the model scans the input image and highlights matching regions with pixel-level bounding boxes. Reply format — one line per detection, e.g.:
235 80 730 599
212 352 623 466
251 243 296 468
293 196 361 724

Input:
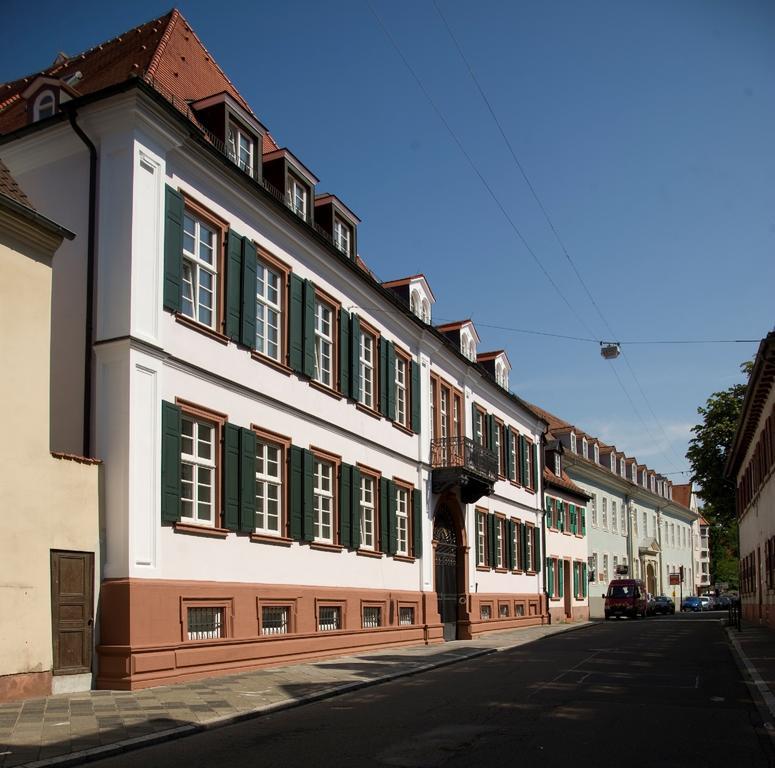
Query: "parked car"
681 596 703 612
652 595 675 615
698 596 712 611
715 596 731 610
605 579 649 619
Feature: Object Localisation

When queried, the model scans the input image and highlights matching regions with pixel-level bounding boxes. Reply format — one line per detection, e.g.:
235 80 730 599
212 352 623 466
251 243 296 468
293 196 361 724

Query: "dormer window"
333 216 352 257
462 336 476 361
582 438 588 459
610 453 616 472
554 453 561 476
227 121 255 178
410 290 421 317
287 174 308 221
594 444 600 463
421 299 430 323
495 361 508 389
570 433 577 454
631 464 638 483
620 458 626 478
33 90 56 121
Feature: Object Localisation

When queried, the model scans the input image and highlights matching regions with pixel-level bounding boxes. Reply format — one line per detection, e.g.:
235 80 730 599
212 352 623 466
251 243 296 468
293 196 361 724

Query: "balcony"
430 437 497 504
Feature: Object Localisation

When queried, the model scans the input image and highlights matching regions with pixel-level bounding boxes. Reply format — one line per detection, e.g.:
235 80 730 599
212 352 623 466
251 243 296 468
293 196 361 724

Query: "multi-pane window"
399 606 415 625
261 606 289 635
187 607 224 640
360 474 376 550
495 518 504 568
181 416 216 526
286 175 307 220
362 606 381 628
620 507 626 534
525 441 534 488
34 91 56 121
313 459 334 543
318 606 341 632
440 390 449 439
612 501 618 532
333 216 351 256
474 409 484 446
227 123 255 177
359 330 376 409
395 356 408 427
395 487 409 556
513 522 521 571
255 260 281 360
314 299 333 387
554 453 561 476
634 512 639 536
510 430 518 481
525 526 533 571
476 512 487 566
182 212 217 328
602 498 608 529
494 425 502 476
603 553 609 582
582 438 588 459
255 439 282 535
591 495 598 527
570 434 577 453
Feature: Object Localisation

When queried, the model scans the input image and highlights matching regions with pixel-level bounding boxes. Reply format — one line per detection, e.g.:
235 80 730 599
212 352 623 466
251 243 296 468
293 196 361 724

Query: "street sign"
669 573 680 586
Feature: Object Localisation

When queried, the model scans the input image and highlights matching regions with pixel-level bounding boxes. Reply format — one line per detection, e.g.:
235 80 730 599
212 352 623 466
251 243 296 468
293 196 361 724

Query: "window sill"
174 313 230 345
309 541 344 553
391 421 414 437
476 565 491 572
309 380 343 400
526 570 537 576
355 402 382 421
251 351 292 377
173 522 230 538
356 548 383 559
250 533 293 547
494 567 509 574
511 568 524 575
393 554 416 563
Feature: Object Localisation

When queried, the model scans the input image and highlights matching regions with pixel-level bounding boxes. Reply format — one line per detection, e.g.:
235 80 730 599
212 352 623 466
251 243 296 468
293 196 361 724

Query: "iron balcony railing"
430 437 498 482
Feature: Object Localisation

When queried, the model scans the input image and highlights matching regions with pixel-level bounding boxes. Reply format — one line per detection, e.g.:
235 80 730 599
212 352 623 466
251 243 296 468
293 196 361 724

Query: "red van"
605 579 649 619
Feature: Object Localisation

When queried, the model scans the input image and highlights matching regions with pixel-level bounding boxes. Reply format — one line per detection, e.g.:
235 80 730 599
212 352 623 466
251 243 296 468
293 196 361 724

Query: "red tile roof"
0 158 33 208
671 482 692 508
543 466 590 500
0 8 279 151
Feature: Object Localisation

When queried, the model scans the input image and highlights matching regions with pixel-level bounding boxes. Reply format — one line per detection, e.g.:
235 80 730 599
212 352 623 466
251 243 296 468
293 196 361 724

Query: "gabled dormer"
191 91 266 179
382 274 435 324
314 194 360 259
627 458 638 484
477 350 511 390
262 148 319 223
22 74 81 123
545 438 564 478
436 320 480 362
600 446 617 473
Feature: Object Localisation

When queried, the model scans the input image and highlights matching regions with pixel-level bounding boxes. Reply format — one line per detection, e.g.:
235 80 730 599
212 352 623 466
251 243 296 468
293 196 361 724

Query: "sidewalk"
727 619 775 732
0 621 593 768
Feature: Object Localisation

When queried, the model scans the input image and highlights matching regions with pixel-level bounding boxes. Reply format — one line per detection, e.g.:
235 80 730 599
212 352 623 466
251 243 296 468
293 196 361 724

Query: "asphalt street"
84 614 773 768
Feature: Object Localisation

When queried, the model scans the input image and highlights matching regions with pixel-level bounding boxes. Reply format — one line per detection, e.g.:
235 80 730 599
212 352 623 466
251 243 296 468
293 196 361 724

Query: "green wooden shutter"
412 488 422 557
558 500 565 532
410 360 421 433
239 428 257 533
505 429 514 481
532 443 539 491
581 507 586 536
488 513 497 567
163 186 183 313
302 280 316 379
534 527 541 568
240 237 257 348
379 478 390 554
507 519 515 570
339 308 351 396
487 414 495 452
302 449 314 541
547 558 554 597
223 423 240 531
387 480 397 555
289 274 304 373
379 337 388 415
339 463 352 548
225 231 243 341
573 562 579 598
558 559 565 597
570 503 576 535
386 342 396 421
289 445 304 540
350 314 361 401
351 466 362 550
161 400 182 523
519 435 528 485
582 564 588 597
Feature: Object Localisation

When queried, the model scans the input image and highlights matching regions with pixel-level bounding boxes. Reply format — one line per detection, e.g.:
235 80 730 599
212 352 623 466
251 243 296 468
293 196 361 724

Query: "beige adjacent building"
0 161 100 700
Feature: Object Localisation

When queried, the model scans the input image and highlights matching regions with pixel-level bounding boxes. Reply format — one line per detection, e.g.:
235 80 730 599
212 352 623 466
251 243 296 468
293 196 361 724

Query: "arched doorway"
433 500 465 641
646 562 656 595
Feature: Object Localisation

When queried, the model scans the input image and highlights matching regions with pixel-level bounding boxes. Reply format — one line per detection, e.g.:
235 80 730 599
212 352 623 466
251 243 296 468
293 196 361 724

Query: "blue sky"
3 0 773 480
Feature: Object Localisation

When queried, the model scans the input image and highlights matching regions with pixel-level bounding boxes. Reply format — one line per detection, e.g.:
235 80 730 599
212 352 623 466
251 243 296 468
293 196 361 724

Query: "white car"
698 596 711 611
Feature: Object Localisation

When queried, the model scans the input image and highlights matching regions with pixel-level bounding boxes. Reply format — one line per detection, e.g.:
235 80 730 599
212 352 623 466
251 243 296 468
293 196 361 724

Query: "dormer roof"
477 350 511 368
263 147 320 185
435 319 481 344
314 193 360 224
381 274 436 302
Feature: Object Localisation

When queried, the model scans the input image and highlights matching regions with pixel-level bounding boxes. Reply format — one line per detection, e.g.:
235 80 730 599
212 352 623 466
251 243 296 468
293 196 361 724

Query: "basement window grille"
318 606 341 632
362 606 381 629
399 607 415 626
187 607 224 641
261 606 289 635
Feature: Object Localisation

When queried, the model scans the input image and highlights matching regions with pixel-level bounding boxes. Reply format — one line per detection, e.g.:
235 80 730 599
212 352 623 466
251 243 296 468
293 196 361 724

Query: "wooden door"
51 551 94 674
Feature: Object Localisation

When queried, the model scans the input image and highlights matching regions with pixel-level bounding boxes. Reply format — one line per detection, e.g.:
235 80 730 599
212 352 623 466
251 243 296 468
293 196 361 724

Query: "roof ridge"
146 8 179 79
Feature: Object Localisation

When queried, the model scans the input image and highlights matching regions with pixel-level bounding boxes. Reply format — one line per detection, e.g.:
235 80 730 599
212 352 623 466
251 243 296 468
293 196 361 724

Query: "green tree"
686 361 753 586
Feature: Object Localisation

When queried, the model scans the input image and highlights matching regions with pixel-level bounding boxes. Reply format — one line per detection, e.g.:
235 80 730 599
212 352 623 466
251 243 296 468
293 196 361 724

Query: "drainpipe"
540 435 550 624
66 110 97 458
656 508 663 595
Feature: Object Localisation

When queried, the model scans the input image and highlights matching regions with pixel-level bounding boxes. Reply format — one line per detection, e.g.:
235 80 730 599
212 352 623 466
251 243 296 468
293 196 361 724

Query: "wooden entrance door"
563 559 572 618
434 508 460 642
51 551 94 674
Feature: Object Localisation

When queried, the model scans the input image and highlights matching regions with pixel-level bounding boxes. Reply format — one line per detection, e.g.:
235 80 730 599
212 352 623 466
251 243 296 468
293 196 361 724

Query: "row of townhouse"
0 9 548 695
727 331 775 628
533 406 702 618
0 9 699 698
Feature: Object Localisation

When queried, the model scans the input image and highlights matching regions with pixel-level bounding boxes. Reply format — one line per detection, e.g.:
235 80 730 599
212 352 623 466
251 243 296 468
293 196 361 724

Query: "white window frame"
395 355 408 427
227 122 255 177
182 211 218 329
180 416 216 526
333 216 351 256
582 437 588 459
360 474 376 551
314 298 333 387
495 518 503 568
594 444 600 463
255 439 282 535
602 497 608 530
287 175 307 220
395 486 409 556
554 453 561 476
591 494 598 527
493 425 502 476
359 329 376 409
255 258 281 360
570 433 577 453
476 512 486 566
33 90 56 121
612 501 618 532
313 459 334 543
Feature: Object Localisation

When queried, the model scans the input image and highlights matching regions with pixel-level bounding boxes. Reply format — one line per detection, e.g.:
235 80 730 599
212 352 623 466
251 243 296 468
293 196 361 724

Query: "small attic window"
582 437 588 458
227 121 255 178
33 91 56 121
462 335 476 362
421 298 430 323
410 289 421 317
570 433 577 453
495 361 508 389
554 453 561 476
